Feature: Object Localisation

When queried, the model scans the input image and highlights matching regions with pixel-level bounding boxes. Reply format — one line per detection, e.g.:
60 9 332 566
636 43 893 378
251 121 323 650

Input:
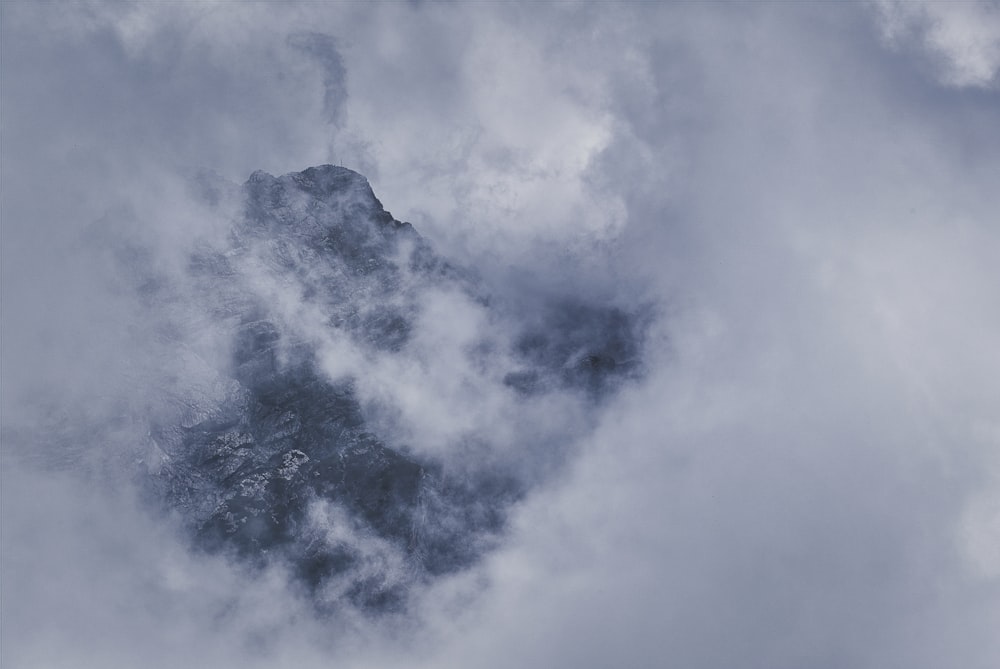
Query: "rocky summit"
124 165 645 612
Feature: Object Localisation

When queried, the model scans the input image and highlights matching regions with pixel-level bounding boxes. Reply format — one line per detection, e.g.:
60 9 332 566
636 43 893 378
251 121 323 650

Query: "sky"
2 1 1000 667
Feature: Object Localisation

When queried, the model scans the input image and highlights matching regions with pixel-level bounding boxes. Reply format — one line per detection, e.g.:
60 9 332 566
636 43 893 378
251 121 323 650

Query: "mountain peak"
144 164 646 613
287 164 373 201
241 164 400 235
246 164 369 195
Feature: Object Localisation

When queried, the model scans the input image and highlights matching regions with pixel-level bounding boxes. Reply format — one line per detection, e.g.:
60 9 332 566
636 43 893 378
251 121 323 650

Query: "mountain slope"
23 165 648 613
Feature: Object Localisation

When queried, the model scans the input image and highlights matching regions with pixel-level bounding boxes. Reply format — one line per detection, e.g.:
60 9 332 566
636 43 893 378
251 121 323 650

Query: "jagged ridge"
144 165 644 612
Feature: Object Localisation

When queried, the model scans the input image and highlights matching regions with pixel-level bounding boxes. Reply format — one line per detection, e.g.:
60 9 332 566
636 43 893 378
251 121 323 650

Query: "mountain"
23 165 647 613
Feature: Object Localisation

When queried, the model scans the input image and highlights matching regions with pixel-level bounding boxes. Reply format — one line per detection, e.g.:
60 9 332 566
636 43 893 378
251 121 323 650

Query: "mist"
3 1 999 667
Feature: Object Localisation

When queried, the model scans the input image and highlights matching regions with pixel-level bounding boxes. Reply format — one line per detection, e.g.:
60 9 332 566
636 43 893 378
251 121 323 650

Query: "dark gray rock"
127 165 647 613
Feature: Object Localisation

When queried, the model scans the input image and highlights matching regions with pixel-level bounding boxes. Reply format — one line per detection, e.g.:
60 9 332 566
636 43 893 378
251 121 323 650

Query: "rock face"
137 165 644 612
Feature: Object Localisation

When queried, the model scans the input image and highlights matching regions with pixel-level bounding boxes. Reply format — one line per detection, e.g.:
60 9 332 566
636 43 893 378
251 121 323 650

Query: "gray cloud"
288 32 349 126
3 1 999 668
874 0 1000 89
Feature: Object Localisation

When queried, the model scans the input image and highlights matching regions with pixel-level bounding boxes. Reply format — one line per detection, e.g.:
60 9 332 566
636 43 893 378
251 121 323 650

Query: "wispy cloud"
875 0 1000 88
2 2 998 667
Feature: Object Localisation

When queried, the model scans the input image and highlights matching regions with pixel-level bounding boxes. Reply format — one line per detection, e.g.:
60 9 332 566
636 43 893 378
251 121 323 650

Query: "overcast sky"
2 1 1000 667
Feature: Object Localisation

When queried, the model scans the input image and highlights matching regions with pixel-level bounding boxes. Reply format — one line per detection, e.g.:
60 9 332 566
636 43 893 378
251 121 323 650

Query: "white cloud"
3 1 999 667
875 0 1000 88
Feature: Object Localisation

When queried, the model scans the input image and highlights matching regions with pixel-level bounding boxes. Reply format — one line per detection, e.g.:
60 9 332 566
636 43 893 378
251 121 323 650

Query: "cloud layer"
3 1 999 667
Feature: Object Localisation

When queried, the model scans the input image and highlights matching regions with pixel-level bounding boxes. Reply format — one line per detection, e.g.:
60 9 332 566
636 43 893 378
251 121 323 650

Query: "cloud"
288 32 349 126
3 1 999 668
874 0 1000 88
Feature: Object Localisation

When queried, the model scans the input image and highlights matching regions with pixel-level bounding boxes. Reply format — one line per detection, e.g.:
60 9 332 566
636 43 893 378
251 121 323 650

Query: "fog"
2 1 999 667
